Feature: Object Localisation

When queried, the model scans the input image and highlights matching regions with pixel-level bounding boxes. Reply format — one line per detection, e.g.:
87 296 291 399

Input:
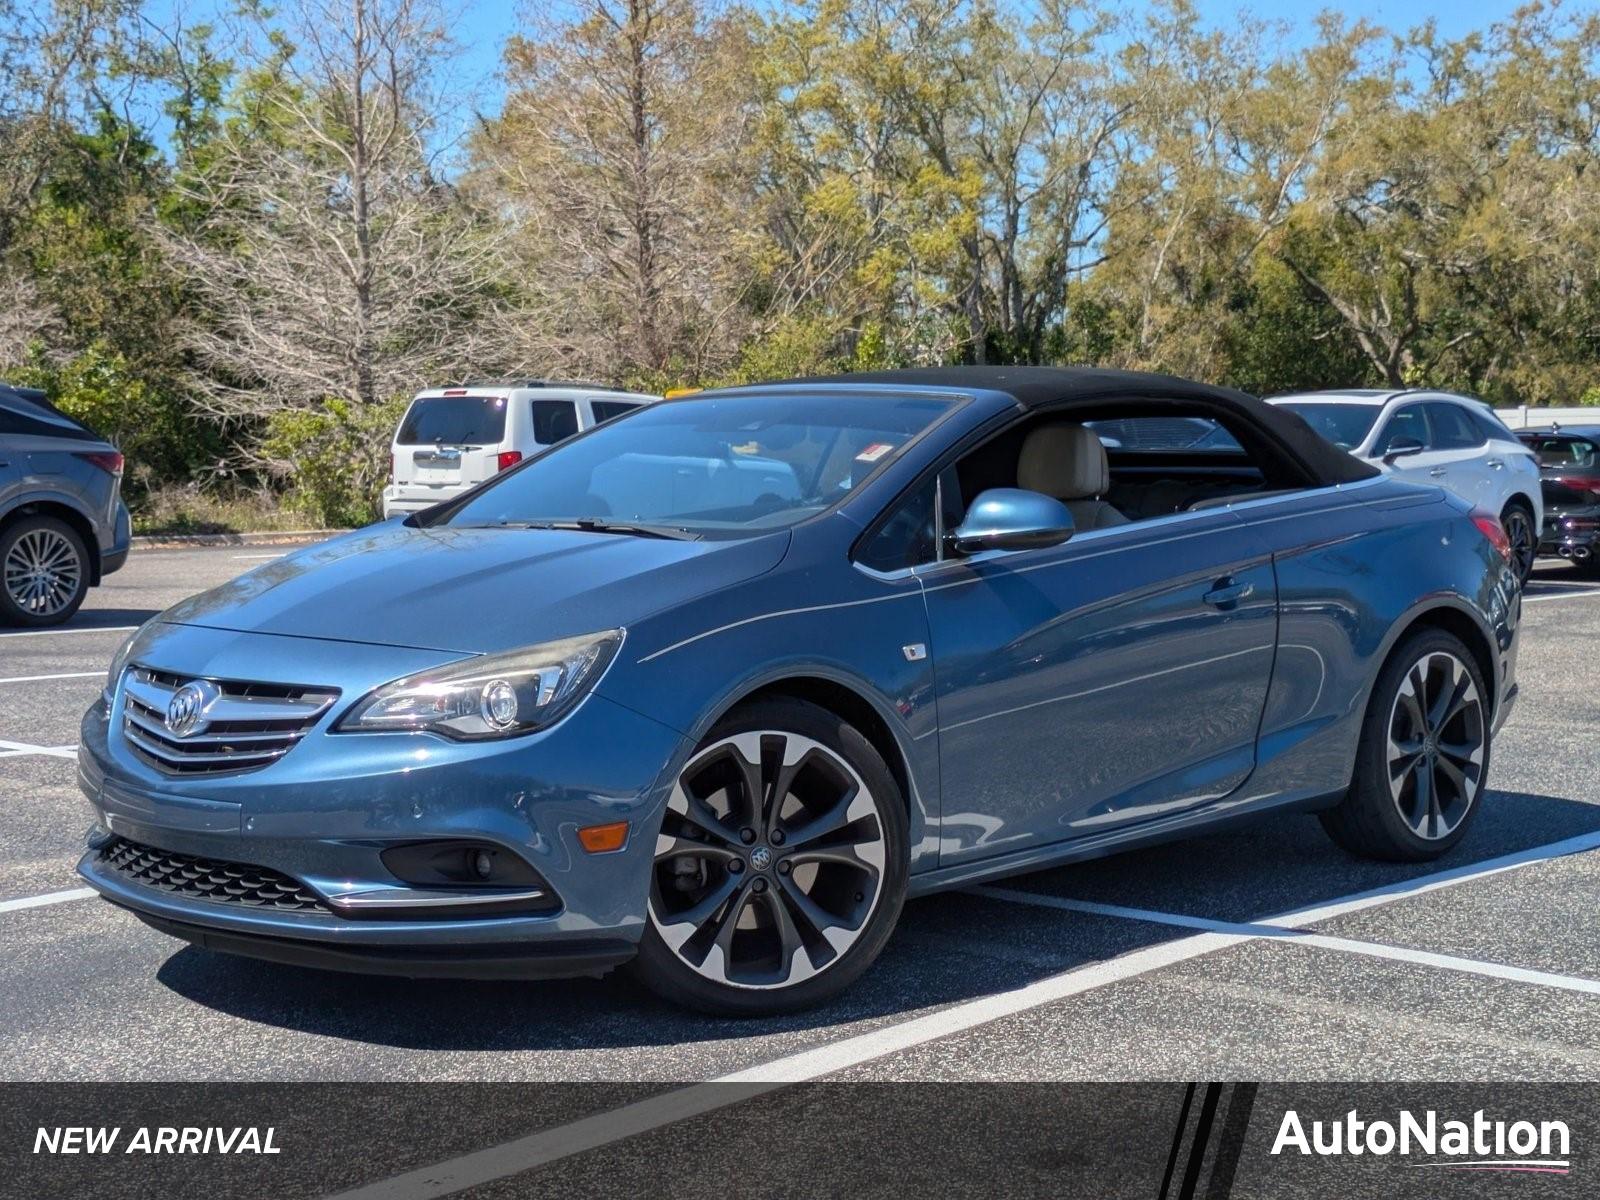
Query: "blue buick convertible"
77 368 1520 1013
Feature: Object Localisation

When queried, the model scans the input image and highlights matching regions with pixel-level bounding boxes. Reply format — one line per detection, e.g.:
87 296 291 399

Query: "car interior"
946 403 1305 527
858 400 1314 572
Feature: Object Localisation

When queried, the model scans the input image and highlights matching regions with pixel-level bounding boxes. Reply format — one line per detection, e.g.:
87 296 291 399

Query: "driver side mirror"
1382 436 1425 463
949 488 1075 555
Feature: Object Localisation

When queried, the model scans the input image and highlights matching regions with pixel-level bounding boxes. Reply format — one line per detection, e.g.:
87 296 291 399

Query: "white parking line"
0 671 103 685
0 625 137 639
1524 589 1600 603
320 827 1600 1200
0 887 95 914
0 739 78 759
230 553 283 560
971 888 1600 997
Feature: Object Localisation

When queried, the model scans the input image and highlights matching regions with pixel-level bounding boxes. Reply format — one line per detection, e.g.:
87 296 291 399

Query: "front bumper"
75 625 687 977
109 906 636 980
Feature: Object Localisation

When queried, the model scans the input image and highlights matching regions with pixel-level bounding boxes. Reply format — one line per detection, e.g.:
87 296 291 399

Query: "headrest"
1017 424 1109 500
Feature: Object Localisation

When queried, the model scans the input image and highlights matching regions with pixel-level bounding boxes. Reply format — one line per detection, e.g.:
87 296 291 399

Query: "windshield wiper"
516 519 699 541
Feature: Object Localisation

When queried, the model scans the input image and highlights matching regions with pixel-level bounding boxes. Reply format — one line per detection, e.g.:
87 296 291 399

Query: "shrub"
261 397 407 528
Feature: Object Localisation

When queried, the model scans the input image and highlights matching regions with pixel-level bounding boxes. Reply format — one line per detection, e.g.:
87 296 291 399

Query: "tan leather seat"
1016 424 1130 531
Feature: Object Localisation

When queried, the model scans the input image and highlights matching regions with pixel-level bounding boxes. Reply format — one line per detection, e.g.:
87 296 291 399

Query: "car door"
1420 401 1493 509
1371 402 1450 488
0 420 20 506
922 505 1278 864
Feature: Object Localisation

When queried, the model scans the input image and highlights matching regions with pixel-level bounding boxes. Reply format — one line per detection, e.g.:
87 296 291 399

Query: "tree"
160 0 508 418
475 0 756 382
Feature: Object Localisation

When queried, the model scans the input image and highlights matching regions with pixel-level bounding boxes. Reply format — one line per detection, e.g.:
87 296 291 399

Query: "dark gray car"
0 383 131 625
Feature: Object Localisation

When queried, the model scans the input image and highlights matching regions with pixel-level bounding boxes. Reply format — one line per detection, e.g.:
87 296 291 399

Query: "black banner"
1 1083 1593 1198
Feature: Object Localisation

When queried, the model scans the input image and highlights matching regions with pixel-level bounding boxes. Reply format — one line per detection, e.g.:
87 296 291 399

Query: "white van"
382 381 659 518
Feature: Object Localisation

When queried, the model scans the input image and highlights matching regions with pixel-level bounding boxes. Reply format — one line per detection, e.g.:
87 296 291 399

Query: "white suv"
382 381 658 518
1268 389 1543 579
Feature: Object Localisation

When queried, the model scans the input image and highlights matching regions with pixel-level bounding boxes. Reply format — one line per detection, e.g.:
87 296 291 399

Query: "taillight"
388 452 395 482
497 450 523 472
75 451 124 475
1560 475 1600 498
1470 511 1513 562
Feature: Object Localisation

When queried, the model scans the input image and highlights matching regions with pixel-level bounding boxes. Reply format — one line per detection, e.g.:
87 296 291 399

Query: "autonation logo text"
1272 1109 1571 1175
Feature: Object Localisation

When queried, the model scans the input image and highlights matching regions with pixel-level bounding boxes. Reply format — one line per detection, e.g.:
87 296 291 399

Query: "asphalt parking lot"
3 546 1600 1084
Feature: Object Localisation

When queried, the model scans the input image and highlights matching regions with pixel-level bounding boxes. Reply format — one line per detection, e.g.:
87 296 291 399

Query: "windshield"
440 391 955 535
1276 402 1382 451
398 396 508 446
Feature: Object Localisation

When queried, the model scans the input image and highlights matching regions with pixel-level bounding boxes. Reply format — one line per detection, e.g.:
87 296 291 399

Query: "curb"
131 529 349 551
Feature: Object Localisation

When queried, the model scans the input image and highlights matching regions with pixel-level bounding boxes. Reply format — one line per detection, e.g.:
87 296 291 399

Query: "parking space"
2 547 1599 1087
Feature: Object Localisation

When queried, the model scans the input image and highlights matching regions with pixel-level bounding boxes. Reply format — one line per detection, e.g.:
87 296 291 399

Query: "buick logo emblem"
749 846 773 871
164 682 213 737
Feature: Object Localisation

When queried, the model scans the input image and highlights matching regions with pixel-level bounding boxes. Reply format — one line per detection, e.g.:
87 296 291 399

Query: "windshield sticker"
855 443 895 464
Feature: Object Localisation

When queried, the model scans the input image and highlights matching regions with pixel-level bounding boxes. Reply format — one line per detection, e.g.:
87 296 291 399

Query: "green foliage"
9 0 1600 528
260 398 407 528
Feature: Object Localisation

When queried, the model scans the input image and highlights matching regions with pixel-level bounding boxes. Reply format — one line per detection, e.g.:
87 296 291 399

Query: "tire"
1320 628 1491 862
635 697 909 1015
1501 500 1536 584
0 516 89 627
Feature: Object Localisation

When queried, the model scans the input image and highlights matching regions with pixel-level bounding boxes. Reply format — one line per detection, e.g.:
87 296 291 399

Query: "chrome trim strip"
123 725 291 765
324 887 549 910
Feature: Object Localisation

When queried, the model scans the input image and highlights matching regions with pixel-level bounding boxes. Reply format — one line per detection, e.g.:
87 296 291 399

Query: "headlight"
103 620 155 706
338 631 623 740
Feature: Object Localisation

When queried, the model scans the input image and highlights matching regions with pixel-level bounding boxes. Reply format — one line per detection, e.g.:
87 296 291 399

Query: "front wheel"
635 697 908 1015
1320 629 1491 862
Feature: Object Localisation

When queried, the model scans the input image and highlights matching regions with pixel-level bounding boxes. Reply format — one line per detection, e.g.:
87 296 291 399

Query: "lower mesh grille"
98 837 329 913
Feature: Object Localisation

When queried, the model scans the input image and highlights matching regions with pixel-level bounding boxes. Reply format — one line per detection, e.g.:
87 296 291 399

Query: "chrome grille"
120 665 338 775
98 837 329 912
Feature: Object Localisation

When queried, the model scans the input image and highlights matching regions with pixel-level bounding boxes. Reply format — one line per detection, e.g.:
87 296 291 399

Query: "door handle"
1203 578 1254 609
1428 466 1448 477
1486 458 1504 469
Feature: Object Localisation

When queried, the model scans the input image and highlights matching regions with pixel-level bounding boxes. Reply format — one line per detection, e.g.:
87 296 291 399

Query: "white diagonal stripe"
318 827 1600 1200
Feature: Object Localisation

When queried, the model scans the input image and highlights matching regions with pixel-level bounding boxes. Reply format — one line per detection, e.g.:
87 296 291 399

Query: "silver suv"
0 383 131 626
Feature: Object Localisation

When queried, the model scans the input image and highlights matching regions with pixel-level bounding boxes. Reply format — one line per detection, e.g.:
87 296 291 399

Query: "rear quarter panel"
1229 477 1517 810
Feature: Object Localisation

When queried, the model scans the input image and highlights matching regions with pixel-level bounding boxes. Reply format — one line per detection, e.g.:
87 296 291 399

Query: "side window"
1375 405 1429 453
1469 407 1513 443
0 395 95 440
856 477 938 573
858 468 961 572
531 400 579 445
1425 403 1486 450
590 400 639 423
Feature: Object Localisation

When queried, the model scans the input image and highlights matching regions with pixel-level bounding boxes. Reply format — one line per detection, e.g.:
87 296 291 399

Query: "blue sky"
144 0 1529 149
442 0 1523 110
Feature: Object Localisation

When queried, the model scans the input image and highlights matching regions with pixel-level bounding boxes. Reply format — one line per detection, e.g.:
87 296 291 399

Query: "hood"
163 522 790 655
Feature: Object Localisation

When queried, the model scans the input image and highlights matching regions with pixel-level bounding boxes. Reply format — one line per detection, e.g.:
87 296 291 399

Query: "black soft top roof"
775 365 1380 487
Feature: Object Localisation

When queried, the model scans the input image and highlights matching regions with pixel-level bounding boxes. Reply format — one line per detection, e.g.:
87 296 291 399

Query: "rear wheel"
1501 501 1536 583
635 697 908 1015
0 516 88 627
1320 629 1490 862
